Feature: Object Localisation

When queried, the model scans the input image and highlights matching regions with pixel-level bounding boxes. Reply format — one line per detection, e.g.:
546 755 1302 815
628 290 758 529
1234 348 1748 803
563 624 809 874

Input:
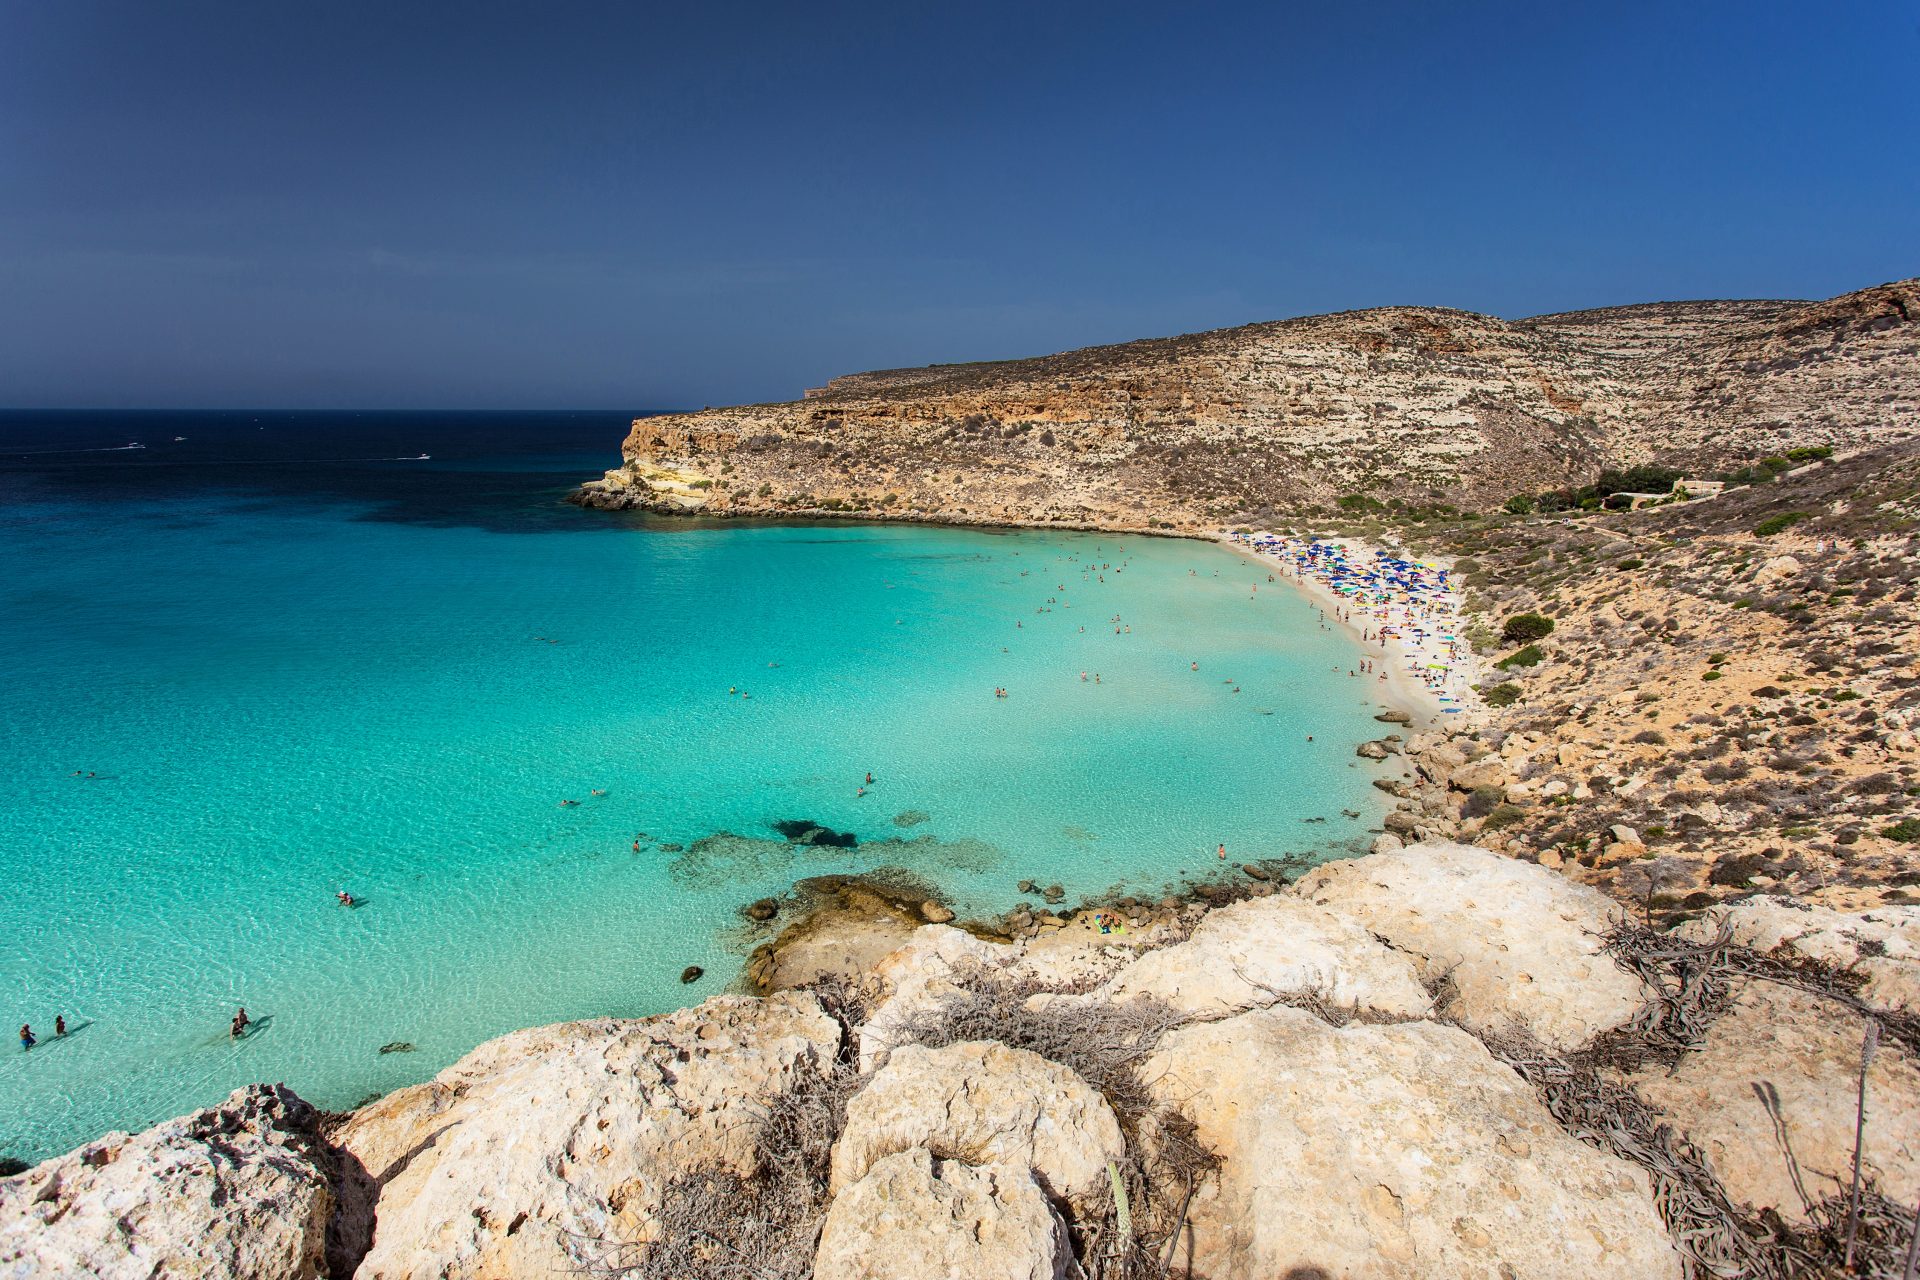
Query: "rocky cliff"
7 843 1916 1278
573 278 1918 530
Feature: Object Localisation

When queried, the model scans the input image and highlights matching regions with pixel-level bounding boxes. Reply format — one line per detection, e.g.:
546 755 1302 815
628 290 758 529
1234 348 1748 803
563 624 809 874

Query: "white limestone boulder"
337 991 840 1280
1079 894 1433 1020
1682 897 1920 1015
0 1084 341 1280
814 1148 1069 1280
830 1040 1124 1215
856 925 1015 1070
1296 841 1644 1051
1146 1005 1681 1280
1628 979 1920 1217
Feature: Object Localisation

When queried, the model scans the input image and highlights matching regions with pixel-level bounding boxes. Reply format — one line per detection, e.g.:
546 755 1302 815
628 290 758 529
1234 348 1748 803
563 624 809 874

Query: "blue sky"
1 1 1914 409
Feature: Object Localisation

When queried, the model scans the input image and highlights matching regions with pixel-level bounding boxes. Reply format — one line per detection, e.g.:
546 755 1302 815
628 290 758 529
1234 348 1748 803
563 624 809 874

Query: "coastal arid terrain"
574 277 1918 529
6 279 1920 1279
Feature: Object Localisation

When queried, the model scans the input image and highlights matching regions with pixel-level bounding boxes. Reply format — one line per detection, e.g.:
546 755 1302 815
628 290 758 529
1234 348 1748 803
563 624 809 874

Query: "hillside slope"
575 278 1919 531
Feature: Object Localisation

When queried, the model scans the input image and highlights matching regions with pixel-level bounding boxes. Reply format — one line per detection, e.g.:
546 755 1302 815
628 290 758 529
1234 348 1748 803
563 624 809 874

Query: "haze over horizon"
2 1 1915 411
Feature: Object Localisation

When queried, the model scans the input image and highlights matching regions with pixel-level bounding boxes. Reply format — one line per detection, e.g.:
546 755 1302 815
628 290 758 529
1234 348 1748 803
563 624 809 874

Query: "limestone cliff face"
574 278 1918 529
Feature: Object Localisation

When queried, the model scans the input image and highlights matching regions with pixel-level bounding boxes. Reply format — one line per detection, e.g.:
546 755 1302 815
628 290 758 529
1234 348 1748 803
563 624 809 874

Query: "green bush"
1785 445 1833 462
1753 511 1810 537
1503 494 1536 515
1496 645 1544 670
1481 804 1526 831
1883 818 1920 844
1501 613 1556 643
1702 670 1725 681
1337 493 1387 513
1481 683 1522 708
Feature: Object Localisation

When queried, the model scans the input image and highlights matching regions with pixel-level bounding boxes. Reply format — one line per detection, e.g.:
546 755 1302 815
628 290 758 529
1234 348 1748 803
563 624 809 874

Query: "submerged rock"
744 897 781 922
891 810 931 828
680 965 705 984
377 1041 415 1055
774 818 858 848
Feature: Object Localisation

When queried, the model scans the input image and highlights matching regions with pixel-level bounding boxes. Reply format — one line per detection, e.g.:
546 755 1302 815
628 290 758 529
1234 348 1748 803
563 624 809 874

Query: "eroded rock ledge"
5 842 1917 1278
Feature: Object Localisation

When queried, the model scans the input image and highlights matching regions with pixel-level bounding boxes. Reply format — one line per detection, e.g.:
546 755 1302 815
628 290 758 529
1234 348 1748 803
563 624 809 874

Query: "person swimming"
54 1015 65 1037
230 1008 250 1039
337 889 355 906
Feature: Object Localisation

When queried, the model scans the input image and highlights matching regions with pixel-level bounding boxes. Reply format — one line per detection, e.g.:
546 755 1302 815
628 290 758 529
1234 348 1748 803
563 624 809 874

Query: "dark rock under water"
772 819 857 848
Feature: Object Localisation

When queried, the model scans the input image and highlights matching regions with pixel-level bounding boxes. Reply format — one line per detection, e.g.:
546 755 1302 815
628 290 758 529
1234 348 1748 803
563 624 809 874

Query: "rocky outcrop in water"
572 278 1919 530
5 841 1917 1277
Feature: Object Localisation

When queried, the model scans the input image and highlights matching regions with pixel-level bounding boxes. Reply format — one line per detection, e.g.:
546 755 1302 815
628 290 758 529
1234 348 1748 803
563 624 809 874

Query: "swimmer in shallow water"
337 889 354 906
230 1008 250 1038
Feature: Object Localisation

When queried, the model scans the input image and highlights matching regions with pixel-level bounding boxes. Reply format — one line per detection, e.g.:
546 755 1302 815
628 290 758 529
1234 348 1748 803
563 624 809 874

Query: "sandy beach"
1218 531 1484 730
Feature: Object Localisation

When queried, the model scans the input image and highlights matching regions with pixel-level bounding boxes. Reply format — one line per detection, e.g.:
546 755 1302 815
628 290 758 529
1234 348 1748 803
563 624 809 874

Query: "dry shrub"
574 1054 858 1280
578 976 869 1280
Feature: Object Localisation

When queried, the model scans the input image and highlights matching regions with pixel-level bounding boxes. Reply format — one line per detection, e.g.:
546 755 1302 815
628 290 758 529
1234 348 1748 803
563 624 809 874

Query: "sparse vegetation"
1754 511 1810 537
1502 613 1556 643
1496 644 1544 670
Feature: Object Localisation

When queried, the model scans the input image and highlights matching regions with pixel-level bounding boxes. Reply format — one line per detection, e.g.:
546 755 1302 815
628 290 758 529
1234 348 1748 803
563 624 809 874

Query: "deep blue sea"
0 410 1392 1162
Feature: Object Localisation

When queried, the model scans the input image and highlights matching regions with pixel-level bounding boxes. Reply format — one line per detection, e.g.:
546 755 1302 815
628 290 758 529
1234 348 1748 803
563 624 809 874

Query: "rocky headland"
572 278 1918 531
6 842 1916 1278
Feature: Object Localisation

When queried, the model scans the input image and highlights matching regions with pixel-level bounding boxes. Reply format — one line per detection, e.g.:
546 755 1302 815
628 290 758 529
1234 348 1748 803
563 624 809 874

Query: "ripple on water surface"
0 486 1395 1161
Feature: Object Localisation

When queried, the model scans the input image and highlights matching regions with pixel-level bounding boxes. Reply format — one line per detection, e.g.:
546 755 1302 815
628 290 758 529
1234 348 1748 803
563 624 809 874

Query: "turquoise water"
0 413 1392 1163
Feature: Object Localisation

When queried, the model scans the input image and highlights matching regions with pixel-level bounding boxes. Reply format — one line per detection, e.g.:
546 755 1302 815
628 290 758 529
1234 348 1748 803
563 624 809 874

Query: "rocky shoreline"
7 280 1917 1276
6 840 1915 1278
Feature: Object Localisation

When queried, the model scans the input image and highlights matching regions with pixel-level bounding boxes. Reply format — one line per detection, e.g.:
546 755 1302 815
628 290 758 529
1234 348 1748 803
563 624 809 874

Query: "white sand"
1219 531 1485 730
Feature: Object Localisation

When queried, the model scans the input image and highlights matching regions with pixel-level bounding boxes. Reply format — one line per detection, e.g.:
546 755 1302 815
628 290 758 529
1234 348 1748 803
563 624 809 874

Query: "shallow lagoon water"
0 412 1393 1161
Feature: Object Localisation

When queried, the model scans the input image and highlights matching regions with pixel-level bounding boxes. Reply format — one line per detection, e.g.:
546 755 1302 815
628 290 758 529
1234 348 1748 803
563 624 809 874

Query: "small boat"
172 436 187 442
414 453 430 460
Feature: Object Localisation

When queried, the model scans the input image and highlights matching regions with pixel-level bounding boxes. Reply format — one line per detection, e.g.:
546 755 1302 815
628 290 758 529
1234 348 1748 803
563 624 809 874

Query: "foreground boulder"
337 992 839 1280
1147 1005 1682 1279
830 1040 1124 1215
814 1148 1069 1280
0 1084 344 1280
1682 897 1920 1015
856 925 1015 1070
1084 893 1434 1020
1297 841 1644 1051
1629 979 1920 1217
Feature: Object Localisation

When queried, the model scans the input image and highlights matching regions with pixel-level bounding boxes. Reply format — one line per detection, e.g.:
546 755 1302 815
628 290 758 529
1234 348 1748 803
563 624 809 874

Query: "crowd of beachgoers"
1228 533 1478 719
